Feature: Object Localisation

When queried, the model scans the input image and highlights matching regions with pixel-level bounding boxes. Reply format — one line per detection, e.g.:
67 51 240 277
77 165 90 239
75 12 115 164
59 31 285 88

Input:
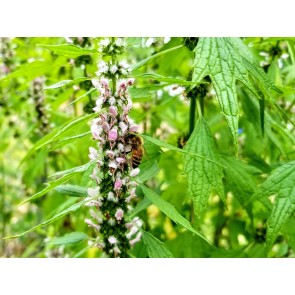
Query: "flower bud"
114 178 122 190
115 208 124 221
108 129 118 141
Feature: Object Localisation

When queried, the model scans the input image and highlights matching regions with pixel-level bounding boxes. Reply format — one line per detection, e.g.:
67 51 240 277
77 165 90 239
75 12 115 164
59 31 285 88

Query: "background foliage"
0 37 294 258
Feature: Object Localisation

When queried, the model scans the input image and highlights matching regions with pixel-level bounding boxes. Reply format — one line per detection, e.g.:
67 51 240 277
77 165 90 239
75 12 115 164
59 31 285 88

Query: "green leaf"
43 77 91 90
49 232 89 246
19 161 94 206
3 200 86 239
183 118 225 222
221 156 261 207
0 61 57 86
54 184 88 197
254 161 295 253
131 45 184 71
49 161 95 178
66 88 97 108
39 44 98 58
141 134 224 167
128 197 152 219
192 38 281 152
50 131 91 150
18 174 74 206
22 113 96 163
139 184 210 244
141 230 174 258
137 73 206 86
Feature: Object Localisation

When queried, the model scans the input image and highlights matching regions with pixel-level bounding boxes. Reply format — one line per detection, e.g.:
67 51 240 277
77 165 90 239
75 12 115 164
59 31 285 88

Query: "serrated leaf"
141 230 174 258
221 156 261 207
39 44 98 58
43 77 91 90
183 118 225 222
139 184 210 244
3 200 85 239
49 232 89 246
54 184 88 197
254 161 295 253
192 38 281 152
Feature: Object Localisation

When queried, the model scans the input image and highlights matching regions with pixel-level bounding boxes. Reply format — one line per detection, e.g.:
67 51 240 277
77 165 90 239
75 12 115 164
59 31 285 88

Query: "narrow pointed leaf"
49 232 89 246
54 184 88 197
43 77 91 90
39 44 98 58
3 200 86 239
141 134 224 167
139 184 211 244
131 45 184 71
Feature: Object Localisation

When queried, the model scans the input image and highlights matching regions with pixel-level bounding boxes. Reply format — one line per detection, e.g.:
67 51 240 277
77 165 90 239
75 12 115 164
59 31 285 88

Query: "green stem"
189 96 196 136
287 41 295 65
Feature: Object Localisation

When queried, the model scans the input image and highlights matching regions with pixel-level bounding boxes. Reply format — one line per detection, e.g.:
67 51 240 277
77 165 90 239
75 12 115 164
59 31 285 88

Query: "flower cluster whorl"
85 38 142 258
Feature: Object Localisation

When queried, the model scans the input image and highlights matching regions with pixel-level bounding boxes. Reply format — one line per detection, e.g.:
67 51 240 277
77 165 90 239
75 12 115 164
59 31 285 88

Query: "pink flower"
100 78 109 90
102 122 110 132
114 178 122 190
108 236 117 244
118 80 127 90
129 232 142 246
108 161 118 170
109 106 117 117
116 157 126 164
108 129 118 141
130 168 140 177
115 208 124 221
106 150 115 158
91 119 103 139
119 121 128 135
129 124 139 132
85 219 100 231
127 78 135 86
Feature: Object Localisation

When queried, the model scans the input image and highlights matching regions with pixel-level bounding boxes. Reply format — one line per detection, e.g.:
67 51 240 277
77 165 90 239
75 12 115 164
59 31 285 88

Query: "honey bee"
127 134 144 168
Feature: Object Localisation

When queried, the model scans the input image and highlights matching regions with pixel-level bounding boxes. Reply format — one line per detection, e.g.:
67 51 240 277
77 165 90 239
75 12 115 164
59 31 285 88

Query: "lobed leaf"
192 38 281 152
254 161 295 253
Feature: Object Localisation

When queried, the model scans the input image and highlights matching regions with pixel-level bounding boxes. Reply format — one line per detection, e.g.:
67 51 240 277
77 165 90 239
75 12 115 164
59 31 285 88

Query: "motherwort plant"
85 38 142 258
